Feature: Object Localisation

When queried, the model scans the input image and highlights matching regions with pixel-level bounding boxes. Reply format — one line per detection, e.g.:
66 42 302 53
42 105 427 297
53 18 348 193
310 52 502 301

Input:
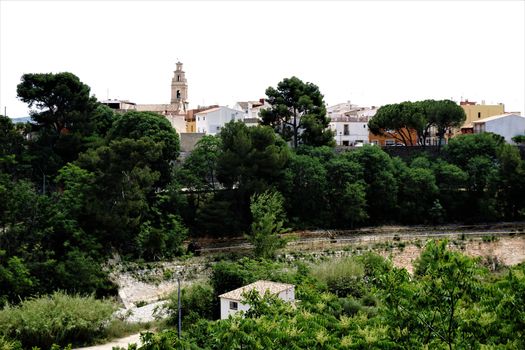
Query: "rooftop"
219 280 294 301
195 107 221 115
471 113 523 123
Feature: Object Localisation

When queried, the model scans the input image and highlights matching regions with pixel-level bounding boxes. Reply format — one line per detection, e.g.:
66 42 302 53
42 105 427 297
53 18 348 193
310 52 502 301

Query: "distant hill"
10 117 32 124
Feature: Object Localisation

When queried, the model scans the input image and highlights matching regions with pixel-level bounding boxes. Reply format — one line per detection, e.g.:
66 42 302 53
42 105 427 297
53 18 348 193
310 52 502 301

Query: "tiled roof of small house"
219 280 294 301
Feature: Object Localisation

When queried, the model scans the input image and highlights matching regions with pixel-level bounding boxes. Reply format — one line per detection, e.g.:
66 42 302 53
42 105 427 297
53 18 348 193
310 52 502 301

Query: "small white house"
327 104 378 146
195 106 245 135
218 280 295 319
472 113 525 144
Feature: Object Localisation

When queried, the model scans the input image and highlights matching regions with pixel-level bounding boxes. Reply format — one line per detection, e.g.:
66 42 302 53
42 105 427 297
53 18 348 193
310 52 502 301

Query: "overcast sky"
1 0 524 118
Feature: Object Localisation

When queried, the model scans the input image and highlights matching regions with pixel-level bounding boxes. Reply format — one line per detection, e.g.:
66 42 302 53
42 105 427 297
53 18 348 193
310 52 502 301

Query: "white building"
218 280 295 319
195 106 245 135
327 102 379 146
471 113 525 144
233 99 270 121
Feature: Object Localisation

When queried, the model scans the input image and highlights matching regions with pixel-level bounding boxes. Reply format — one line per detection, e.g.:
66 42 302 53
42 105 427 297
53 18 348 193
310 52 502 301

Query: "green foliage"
166 282 215 326
310 257 366 297
210 258 297 297
0 292 115 349
368 101 424 145
511 134 525 144
214 122 289 232
281 152 328 227
0 116 25 176
0 336 22 350
395 160 439 223
348 145 398 222
108 111 180 185
128 248 525 350
368 100 466 147
17 72 105 180
246 190 290 259
261 76 334 148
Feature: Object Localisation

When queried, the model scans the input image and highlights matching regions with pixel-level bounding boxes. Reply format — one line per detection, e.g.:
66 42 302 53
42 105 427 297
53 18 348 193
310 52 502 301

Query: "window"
197 117 200 121
342 140 349 146
229 301 238 310
385 139 395 146
371 140 378 145
363 125 366 128
177 75 180 82
203 116 206 121
478 112 481 119
344 124 349 135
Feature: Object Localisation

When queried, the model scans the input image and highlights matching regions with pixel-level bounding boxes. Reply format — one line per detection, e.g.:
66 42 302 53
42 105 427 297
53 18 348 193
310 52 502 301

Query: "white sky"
1 0 524 118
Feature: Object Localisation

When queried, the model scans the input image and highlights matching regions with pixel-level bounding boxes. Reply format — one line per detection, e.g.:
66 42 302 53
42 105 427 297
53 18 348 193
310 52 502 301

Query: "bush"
310 257 366 297
166 282 215 326
0 292 116 349
0 336 22 350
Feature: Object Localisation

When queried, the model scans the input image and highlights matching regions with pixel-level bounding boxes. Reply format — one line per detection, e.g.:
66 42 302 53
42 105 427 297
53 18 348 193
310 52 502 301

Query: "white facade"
165 114 187 135
472 113 525 144
233 99 271 121
195 106 245 135
219 280 295 319
327 103 378 146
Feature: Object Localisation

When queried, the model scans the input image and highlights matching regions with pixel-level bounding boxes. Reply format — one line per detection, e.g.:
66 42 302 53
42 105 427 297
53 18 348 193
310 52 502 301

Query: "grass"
310 256 365 283
0 292 115 349
102 319 156 342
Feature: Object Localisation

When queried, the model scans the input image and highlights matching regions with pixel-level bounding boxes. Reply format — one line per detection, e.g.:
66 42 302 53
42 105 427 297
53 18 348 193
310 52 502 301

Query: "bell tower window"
177 75 180 82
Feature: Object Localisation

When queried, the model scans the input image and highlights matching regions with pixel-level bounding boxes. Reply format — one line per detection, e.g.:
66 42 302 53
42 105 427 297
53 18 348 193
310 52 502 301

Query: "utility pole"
177 276 181 339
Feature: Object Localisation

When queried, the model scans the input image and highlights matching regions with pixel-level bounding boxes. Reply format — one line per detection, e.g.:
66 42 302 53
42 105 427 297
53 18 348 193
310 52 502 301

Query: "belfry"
171 61 188 112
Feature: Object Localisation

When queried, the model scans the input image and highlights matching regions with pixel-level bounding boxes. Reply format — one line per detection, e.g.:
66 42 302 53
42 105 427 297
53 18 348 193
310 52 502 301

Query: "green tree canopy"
261 76 334 148
368 101 424 146
108 111 180 185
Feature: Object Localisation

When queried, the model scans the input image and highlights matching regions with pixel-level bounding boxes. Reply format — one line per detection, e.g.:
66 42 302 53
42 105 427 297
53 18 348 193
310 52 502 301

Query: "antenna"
107 88 109 100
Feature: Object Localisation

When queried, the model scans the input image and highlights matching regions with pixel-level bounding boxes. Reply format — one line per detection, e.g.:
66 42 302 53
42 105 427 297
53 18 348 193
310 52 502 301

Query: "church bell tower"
171 61 188 112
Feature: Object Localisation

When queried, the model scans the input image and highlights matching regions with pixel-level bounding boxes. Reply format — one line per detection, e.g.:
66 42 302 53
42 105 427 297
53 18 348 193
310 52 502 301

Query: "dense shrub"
0 292 116 349
310 257 366 297
166 282 215 325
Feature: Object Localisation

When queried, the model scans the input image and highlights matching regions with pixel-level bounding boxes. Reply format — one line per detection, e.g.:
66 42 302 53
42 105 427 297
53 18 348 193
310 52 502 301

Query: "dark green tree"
261 76 334 148
0 116 25 176
425 99 466 149
215 122 289 231
281 153 328 227
16 72 114 189
368 102 424 146
108 111 180 186
246 190 290 259
347 145 398 223
325 155 368 228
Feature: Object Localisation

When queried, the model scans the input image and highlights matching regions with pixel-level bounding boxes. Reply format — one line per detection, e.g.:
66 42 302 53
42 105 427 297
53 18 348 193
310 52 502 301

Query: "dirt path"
73 333 142 350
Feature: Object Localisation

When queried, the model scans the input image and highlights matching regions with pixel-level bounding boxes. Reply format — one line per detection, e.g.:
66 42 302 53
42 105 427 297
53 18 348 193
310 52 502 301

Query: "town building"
101 62 189 135
219 280 295 319
195 106 245 135
469 113 525 144
100 99 137 112
186 105 219 133
458 99 505 135
327 102 378 146
233 99 270 122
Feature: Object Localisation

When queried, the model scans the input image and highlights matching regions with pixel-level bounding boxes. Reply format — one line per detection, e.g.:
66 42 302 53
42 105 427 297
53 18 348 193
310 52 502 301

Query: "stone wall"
180 132 205 152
